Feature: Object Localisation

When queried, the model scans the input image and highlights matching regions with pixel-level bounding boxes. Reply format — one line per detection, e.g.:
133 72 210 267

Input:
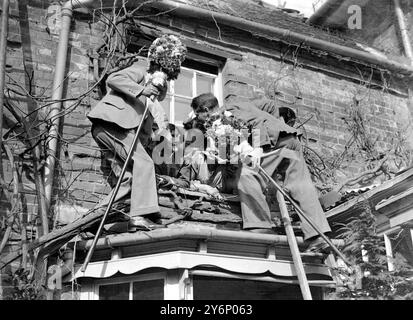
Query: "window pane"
175 69 192 97
192 276 322 300
159 94 171 120
197 73 214 95
174 96 192 125
99 283 129 300
133 279 164 300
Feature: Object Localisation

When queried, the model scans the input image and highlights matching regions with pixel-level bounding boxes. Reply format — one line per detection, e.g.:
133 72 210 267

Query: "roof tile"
186 0 366 52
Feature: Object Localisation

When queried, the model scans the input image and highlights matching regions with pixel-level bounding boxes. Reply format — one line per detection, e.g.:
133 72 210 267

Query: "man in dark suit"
185 93 331 252
87 61 168 230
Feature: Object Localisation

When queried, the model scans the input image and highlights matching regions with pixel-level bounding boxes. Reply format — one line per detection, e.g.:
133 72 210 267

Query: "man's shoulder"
130 61 146 70
114 61 146 77
225 97 254 112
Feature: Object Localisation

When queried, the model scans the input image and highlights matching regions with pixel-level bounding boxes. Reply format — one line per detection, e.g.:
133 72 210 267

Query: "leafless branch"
336 154 389 192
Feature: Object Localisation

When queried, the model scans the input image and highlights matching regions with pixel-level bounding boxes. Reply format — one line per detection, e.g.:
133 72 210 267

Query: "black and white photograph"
0 0 412 304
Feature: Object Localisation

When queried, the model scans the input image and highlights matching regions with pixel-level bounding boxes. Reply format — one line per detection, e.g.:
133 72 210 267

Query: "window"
161 67 219 126
192 276 323 300
136 60 222 126
96 275 165 300
99 282 129 300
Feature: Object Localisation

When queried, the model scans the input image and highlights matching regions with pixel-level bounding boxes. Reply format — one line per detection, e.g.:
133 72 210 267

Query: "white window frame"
382 227 413 272
165 66 223 125
383 233 395 271
84 270 191 300
90 272 167 300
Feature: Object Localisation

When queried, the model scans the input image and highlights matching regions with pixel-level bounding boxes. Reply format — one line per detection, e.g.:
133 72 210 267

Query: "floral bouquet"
148 34 187 80
148 70 168 102
183 111 249 194
205 111 249 163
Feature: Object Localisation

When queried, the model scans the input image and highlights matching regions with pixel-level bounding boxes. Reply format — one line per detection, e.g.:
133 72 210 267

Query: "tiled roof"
326 167 413 218
185 0 367 52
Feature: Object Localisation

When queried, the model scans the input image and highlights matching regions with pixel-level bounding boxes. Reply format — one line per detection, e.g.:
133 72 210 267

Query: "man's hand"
156 175 174 189
234 140 263 169
234 140 253 155
193 181 223 200
157 84 167 102
246 147 263 169
141 83 161 99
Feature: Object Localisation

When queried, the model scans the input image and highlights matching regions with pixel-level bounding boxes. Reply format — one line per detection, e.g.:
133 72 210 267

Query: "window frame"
164 66 223 125
91 272 167 300
382 227 413 271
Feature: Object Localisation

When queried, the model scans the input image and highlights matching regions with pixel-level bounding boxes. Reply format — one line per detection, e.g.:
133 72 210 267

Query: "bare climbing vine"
265 47 412 196
0 1 164 299
1 0 412 300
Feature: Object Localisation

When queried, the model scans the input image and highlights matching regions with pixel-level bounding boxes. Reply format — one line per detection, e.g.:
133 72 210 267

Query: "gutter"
44 0 96 212
75 227 300 250
73 225 344 251
149 0 413 76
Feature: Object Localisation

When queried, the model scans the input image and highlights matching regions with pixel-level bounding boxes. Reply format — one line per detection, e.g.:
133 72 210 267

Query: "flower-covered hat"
148 34 187 80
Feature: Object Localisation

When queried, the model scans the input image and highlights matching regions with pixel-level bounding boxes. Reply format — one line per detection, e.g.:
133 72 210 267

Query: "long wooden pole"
258 166 352 266
276 191 312 300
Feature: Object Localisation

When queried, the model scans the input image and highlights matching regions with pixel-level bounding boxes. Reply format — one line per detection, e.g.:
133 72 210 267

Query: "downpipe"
44 0 96 216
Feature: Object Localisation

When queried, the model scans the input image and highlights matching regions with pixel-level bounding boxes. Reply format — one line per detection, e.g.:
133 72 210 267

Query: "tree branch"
336 155 389 192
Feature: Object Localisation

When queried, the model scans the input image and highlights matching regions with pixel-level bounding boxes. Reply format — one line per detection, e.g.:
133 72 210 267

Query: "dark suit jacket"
225 98 297 148
87 62 168 132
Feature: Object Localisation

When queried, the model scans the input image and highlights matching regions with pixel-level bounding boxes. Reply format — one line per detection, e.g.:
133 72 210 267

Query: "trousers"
91 120 159 217
237 134 331 240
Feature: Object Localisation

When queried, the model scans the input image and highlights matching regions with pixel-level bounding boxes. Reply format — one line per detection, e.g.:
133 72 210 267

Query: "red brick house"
1 0 412 300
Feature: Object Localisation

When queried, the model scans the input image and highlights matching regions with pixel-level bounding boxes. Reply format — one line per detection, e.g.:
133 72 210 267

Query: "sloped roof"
185 0 367 52
67 222 335 282
326 167 413 221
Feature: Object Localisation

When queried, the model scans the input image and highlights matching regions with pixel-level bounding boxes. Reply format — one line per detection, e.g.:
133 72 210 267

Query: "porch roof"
325 167 413 232
66 222 337 283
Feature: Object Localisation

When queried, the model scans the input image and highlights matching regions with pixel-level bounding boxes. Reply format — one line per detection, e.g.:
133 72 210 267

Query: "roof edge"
146 0 413 76
326 167 413 219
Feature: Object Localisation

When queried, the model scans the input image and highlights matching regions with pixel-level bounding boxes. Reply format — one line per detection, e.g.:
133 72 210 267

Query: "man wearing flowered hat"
87 35 186 230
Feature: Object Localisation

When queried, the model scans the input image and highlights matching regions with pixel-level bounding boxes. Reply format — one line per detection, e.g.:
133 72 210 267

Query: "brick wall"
0 1 412 232
223 53 412 176
0 0 105 233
